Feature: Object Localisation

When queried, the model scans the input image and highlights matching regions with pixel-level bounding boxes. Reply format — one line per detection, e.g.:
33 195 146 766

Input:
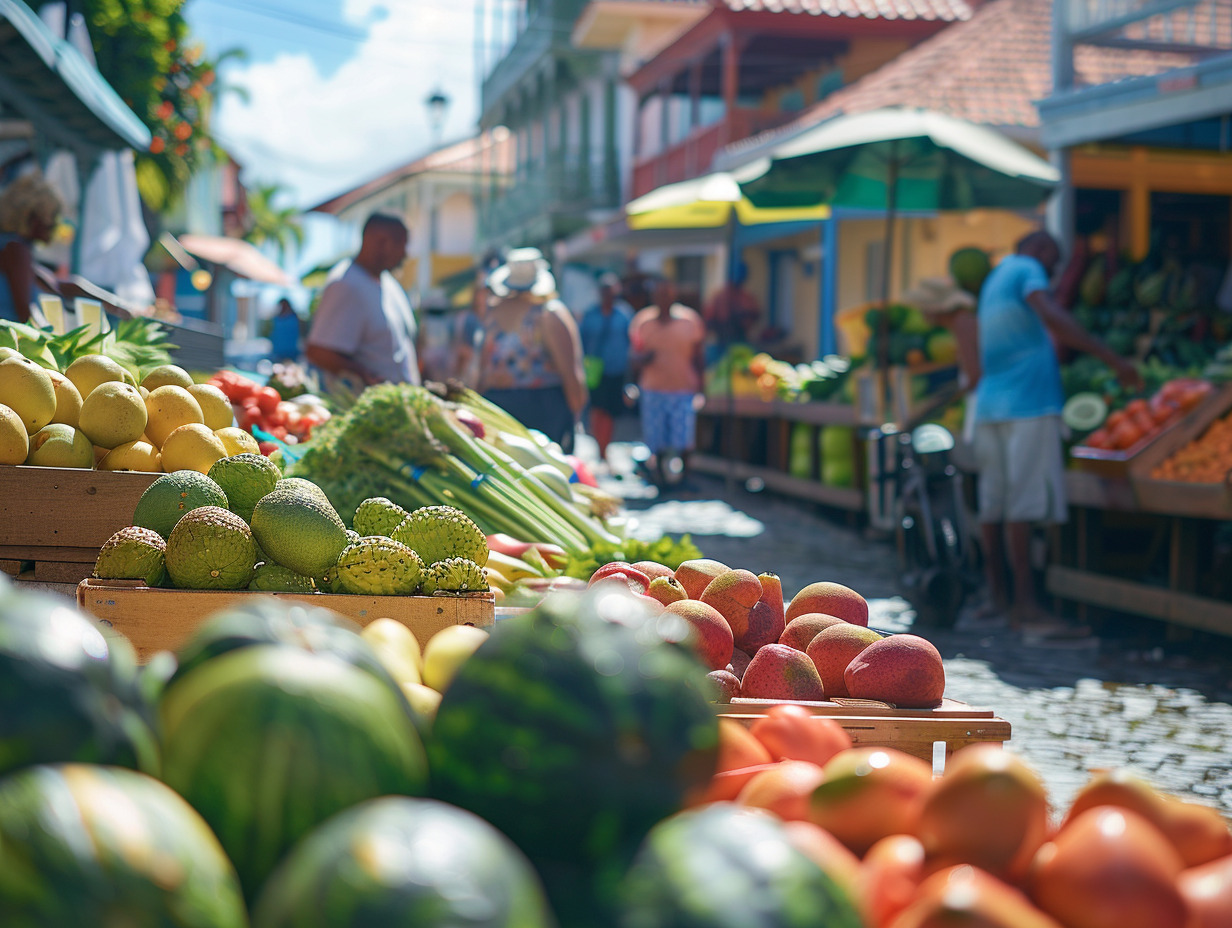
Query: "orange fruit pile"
1152 410 1232 483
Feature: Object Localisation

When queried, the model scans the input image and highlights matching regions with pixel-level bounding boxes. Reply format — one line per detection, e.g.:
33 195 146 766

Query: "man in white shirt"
307 213 420 386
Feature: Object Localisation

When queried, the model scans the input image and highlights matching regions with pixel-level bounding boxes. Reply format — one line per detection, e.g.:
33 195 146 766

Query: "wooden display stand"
0 466 159 583
77 579 496 662
694 397 865 512
717 697 1011 763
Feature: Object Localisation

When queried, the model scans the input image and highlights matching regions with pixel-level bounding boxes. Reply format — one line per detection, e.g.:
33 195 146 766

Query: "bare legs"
589 409 614 462
982 521 1040 628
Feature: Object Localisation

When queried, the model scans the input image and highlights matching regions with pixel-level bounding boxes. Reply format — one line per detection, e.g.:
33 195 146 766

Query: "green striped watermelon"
160 645 428 901
617 803 864 928
0 763 247 927
428 589 719 924
0 585 159 778
252 797 556 928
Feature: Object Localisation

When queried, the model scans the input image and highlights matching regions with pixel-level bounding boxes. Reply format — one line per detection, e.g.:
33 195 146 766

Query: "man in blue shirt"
579 273 633 463
974 231 1139 636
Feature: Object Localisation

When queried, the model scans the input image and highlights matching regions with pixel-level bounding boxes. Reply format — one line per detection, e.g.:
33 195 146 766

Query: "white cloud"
214 0 480 209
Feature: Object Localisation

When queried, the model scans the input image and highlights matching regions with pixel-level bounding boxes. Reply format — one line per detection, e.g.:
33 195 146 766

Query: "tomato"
1085 428 1111 450
238 405 263 431
255 386 281 415
257 441 277 455
270 426 289 441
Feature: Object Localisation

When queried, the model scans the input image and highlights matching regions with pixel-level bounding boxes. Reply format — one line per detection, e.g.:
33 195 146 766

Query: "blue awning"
0 0 151 154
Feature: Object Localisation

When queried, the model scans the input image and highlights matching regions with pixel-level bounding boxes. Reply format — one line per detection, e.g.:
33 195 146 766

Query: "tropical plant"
244 184 305 261
82 0 245 211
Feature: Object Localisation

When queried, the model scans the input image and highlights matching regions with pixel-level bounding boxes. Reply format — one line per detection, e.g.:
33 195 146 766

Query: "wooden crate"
77 579 495 662
1127 387 1232 519
1070 383 1232 480
0 465 159 581
717 697 1011 764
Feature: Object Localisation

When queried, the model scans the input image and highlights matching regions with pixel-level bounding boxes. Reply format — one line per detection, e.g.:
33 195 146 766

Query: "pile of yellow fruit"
0 350 260 473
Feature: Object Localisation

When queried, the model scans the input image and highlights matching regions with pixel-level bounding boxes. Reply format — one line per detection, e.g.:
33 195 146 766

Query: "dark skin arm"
1026 289 1143 390
0 240 33 322
305 343 381 386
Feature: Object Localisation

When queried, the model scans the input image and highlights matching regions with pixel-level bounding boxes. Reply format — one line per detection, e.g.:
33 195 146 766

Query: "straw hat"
902 277 976 315
487 247 556 298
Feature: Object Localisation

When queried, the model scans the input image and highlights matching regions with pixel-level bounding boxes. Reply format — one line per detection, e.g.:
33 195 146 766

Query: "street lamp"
425 88 450 147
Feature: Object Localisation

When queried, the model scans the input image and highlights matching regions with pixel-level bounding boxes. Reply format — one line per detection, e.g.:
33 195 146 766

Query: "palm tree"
244 183 305 262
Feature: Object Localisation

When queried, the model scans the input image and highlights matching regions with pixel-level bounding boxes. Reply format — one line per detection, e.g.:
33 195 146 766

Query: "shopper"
629 276 706 485
579 272 634 463
269 298 303 362
973 230 1141 638
307 213 420 388
0 173 62 323
478 248 587 452
702 262 762 354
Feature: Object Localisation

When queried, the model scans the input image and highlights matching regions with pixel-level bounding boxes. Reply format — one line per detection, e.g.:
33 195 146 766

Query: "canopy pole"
876 140 899 423
723 206 738 494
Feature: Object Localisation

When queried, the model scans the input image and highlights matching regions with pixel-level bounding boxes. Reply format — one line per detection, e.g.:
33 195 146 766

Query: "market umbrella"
739 107 1060 412
626 173 830 488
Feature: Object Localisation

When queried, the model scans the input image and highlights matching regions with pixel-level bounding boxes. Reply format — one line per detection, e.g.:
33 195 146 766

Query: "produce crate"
77 579 495 662
1069 382 1232 480
717 697 1011 764
0 466 159 583
1128 388 1232 519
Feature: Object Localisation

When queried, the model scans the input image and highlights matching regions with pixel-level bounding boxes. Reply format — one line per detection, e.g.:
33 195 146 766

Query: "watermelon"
617 803 863 928
0 585 159 778
0 764 247 927
160 645 428 901
168 597 424 737
428 589 719 923
252 797 555 927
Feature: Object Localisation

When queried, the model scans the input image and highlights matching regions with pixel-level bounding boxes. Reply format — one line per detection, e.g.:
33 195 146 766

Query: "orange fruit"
809 747 934 857
749 704 852 768
736 760 825 822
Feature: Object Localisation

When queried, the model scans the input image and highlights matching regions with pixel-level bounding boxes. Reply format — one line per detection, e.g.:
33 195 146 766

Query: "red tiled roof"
723 0 1201 160
311 129 514 215
719 0 975 19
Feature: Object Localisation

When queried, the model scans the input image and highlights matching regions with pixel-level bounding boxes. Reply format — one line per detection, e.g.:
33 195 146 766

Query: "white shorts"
974 415 1068 525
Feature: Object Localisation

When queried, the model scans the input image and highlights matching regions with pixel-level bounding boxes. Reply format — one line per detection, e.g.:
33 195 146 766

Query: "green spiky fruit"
165 506 257 590
250 487 349 577
420 557 488 595
93 526 167 586
354 497 408 538
345 529 361 545
132 470 228 539
393 505 488 566
208 453 282 523
335 537 424 596
317 567 343 594
249 563 316 593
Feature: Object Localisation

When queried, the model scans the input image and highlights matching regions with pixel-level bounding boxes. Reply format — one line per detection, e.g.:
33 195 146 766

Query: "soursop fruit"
93 526 167 586
393 506 488 567
249 563 315 593
250 487 348 577
354 497 408 538
316 566 343 594
208 453 281 523
335 537 424 595
165 506 257 590
345 529 361 545
420 557 489 595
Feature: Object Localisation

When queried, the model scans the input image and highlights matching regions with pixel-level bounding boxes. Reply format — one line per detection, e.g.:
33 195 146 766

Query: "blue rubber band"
568 471 580 484
471 473 488 489
405 465 426 482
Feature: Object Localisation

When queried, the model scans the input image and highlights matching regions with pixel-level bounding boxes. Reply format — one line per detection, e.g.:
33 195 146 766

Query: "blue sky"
184 0 481 227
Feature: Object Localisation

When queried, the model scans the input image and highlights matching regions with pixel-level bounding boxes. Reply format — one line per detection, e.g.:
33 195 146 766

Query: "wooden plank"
700 397 857 428
34 561 95 584
1063 471 1138 511
0 559 23 577
724 696 995 719
0 545 101 563
690 455 865 511
77 579 496 662
1046 565 1232 638
0 466 158 548
718 710 1011 763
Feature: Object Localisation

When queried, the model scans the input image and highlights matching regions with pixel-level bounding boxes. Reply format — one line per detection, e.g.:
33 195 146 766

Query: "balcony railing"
630 107 797 200
480 150 622 239
1062 0 1232 52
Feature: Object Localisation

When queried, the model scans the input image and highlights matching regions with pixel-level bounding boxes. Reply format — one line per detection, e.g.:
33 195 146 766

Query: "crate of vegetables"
1068 379 1223 478
205 368 331 453
1128 391 1232 518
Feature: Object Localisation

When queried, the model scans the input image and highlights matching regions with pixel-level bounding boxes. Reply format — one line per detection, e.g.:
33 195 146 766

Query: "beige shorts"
974 415 1068 525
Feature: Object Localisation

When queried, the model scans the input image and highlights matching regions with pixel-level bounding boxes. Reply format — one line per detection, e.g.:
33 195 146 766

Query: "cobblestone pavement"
600 449 1232 820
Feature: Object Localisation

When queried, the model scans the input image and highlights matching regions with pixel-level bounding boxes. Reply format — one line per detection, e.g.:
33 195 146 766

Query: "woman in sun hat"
478 247 588 451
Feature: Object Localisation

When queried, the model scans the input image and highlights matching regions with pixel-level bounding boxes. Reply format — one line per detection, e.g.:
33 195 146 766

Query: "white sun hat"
487 247 557 298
